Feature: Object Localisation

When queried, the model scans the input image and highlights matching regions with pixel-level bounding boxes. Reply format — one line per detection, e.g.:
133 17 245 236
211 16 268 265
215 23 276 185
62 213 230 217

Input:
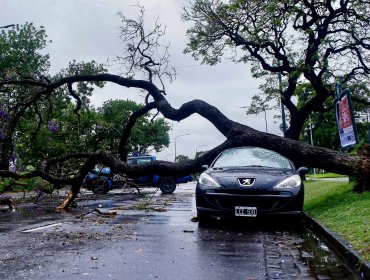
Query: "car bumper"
196 185 304 219
197 206 302 218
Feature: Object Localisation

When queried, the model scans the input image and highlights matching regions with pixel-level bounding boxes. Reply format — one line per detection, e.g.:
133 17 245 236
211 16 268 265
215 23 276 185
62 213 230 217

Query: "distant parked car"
196 147 308 223
176 175 193 184
127 155 193 194
82 166 127 195
83 154 193 195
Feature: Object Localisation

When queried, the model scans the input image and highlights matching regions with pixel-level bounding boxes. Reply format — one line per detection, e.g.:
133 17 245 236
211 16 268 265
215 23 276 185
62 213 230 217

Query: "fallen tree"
1 8 369 210
1 73 369 209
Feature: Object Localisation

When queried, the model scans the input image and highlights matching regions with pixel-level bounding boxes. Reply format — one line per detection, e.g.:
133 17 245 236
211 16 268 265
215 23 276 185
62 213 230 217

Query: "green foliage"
97 99 170 155
0 23 51 169
53 60 107 106
300 110 340 150
356 123 370 144
298 84 370 150
13 59 106 169
0 178 12 192
28 177 53 192
0 23 50 80
195 150 208 159
304 181 370 261
0 177 34 192
15 104 102 168
175 154 190 163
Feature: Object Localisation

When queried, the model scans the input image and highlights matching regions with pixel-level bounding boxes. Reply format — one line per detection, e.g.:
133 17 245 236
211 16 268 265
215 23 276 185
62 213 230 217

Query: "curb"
304 213 370 279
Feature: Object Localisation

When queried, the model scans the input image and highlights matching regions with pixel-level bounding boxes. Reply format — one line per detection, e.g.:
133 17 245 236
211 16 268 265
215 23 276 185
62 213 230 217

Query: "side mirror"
201 165 209 171
297 167 309 175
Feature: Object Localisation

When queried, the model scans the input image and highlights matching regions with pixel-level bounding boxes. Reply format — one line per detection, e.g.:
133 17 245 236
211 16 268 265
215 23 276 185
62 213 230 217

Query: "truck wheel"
92 177 110 194
159 177 176 194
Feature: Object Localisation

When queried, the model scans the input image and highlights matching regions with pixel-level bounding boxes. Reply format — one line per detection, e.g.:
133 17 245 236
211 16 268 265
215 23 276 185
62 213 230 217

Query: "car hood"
207 166 296 190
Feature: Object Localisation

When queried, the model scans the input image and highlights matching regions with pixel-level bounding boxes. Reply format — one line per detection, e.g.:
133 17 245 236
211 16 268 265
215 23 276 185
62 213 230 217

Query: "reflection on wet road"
0 183 360 279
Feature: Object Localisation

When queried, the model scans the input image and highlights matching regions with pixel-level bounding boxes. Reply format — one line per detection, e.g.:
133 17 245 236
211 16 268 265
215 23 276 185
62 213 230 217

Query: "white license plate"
235 206 257 217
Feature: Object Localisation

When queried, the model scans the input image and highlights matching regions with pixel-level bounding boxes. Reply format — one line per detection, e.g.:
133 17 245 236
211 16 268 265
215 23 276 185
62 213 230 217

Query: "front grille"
204 191 292 211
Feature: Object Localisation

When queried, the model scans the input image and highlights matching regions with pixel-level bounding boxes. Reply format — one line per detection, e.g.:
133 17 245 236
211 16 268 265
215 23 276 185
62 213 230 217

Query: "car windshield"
212 147 293 169
127 156 152 165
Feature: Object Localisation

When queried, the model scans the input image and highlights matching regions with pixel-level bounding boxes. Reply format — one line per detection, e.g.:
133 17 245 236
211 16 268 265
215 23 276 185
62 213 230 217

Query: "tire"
197 213 217 226
91 177 110 194
289 213 304 230
159 177 176 194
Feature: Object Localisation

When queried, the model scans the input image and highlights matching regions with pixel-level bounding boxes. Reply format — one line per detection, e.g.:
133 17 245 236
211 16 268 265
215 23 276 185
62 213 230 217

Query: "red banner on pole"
335 90 357 148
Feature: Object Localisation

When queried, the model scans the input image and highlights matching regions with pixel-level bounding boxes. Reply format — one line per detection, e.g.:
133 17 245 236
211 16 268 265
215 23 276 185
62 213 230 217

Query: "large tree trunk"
2 74 369 210
353 144 370 192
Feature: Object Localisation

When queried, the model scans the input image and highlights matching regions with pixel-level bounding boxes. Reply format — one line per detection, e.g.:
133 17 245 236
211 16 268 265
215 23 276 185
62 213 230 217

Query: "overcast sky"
2 0 282 160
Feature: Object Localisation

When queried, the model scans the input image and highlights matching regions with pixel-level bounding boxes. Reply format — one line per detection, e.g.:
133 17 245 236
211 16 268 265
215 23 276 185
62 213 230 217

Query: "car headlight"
273 175 302 190
199 173 221 188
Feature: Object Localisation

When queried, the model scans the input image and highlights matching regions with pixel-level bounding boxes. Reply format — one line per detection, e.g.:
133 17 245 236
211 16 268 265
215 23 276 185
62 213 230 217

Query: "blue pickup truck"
127 155 193 194
82 154 192 194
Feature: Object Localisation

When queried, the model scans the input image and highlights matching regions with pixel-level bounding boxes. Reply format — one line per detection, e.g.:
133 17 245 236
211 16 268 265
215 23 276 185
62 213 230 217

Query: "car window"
128 157 152 165
212 147 292 169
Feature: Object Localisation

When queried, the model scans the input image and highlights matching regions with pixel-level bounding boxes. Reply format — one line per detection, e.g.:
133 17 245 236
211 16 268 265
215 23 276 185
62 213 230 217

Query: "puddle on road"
300 229 360 279
0 203 68 232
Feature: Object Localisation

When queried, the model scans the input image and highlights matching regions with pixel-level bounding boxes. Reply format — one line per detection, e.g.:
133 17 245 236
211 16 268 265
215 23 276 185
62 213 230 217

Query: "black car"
196 147 307 223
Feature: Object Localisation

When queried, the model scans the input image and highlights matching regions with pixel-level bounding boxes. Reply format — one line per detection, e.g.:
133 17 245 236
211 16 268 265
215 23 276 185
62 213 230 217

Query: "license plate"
235 206 257 217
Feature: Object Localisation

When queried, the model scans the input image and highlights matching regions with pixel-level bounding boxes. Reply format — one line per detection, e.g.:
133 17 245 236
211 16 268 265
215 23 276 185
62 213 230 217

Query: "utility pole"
278 71 287 136
174 134 190 162
309 115 316 178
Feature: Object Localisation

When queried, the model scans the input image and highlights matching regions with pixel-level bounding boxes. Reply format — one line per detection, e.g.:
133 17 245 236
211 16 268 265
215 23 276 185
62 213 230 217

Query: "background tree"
183 0 370 140
297 83 370 149
116 5 176 91
97 99 170 155
0 23 108 173
114 4 176 161
175 154 190 163
195 150 208 159
15 60 106 171
0 23 50 170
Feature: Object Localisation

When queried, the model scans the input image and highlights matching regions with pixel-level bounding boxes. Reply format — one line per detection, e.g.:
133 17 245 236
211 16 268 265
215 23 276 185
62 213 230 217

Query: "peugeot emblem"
238 178 255 186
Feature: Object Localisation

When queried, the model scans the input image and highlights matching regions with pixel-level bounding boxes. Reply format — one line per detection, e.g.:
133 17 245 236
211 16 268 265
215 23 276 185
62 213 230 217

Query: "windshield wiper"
245 165 271 168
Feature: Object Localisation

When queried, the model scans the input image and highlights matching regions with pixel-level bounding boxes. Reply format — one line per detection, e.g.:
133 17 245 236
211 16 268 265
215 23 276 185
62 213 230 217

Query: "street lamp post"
308 115 316 178
278 71 287 136
240 101 269 133
263 106 268 133
174 134 190 162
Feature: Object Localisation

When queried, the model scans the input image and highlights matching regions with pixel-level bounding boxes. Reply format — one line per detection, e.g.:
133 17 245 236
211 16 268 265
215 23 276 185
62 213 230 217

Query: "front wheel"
159 177 176 194
197 213 217 226
287 213 304 230
91 177 110 194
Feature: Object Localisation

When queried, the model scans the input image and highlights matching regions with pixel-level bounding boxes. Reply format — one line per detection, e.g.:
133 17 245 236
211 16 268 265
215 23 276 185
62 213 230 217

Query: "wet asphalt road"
0 183 360 280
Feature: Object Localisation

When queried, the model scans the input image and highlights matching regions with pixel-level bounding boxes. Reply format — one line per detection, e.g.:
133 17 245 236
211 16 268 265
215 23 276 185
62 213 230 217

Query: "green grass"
304 181 370 261
306 172 348 179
